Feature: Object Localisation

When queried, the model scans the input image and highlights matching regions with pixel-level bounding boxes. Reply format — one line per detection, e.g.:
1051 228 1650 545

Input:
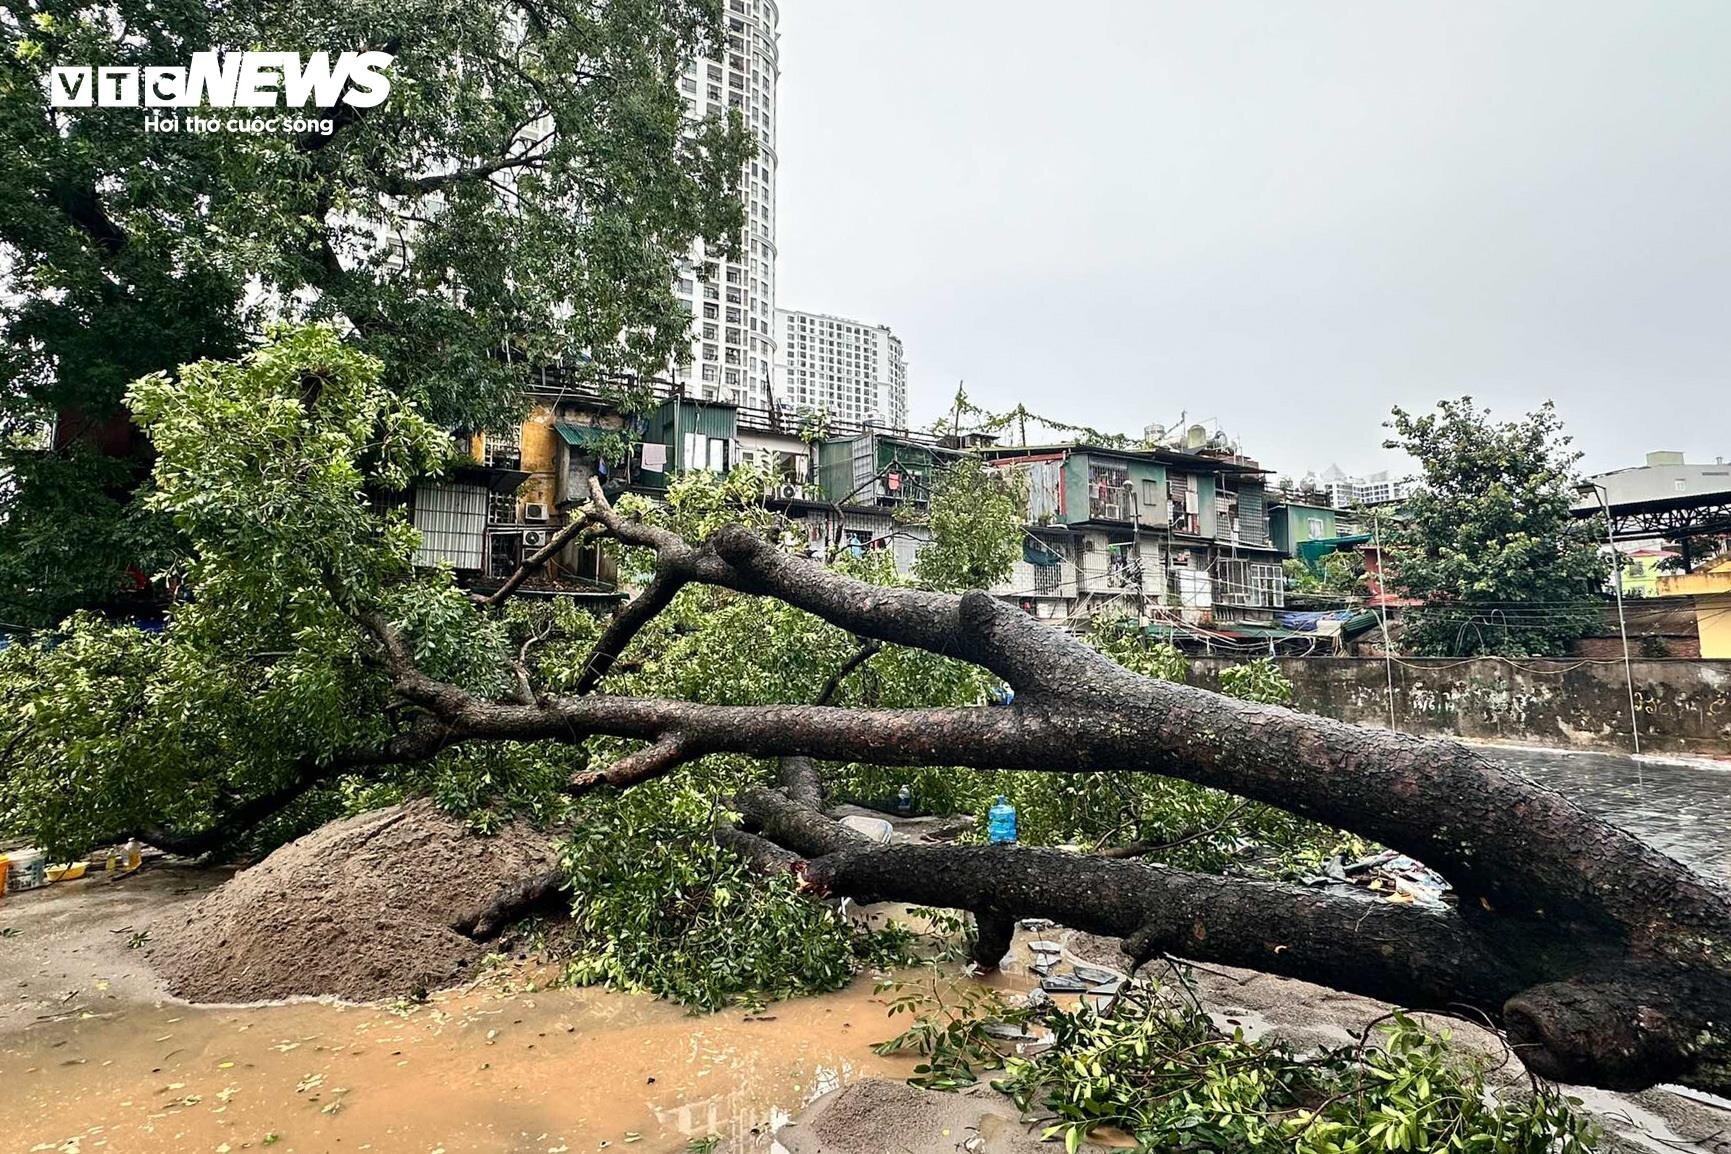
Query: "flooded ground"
0 867 966 1153
1487 744 1731 878
2 971 918 1153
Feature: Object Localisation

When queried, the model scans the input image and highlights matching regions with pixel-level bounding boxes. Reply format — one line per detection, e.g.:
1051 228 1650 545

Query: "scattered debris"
1038 974 1089 995
1305 850 1452 909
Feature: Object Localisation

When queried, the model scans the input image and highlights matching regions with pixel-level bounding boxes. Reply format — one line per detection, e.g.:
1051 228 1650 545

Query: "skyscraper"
671 0 780 411
773 308 909 430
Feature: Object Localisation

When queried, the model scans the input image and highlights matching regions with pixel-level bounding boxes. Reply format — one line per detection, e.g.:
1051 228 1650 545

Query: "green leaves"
911 456 1024 594
880 981 1600 1153
1381 399 1608 657
1 0 752 624
1218 658 1294 706
560 792 923 1011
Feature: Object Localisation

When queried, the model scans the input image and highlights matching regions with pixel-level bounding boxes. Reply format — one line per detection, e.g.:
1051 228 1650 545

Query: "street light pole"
1581 482 1641 756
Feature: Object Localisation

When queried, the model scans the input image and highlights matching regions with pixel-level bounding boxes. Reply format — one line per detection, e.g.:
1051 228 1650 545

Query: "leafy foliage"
1381 399 1606 657
1218 658 1294 706
561 788 919 1011
911 455 1023 593
876 978 1599 1153
1285 552 1369 598
0 0 751 624
0 328 501 856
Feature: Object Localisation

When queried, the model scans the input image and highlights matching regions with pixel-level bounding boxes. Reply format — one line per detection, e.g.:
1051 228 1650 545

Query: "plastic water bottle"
987 796 1018 844
896 784 913 815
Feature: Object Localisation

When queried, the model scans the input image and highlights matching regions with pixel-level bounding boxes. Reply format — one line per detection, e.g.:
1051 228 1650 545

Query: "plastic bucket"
3 849 46 892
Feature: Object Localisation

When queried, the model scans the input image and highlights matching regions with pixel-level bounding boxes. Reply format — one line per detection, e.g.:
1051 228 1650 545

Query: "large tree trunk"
360 482 1731 1095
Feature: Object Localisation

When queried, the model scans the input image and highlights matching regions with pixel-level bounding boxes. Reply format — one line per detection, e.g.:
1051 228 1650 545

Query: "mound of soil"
150 800 562 1003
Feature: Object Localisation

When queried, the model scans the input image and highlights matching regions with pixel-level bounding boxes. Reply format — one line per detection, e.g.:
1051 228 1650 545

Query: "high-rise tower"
773 309 909 430
672 0 779 411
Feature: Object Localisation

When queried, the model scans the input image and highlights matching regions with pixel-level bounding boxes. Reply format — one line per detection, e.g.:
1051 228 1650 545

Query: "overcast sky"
773 1 1730 480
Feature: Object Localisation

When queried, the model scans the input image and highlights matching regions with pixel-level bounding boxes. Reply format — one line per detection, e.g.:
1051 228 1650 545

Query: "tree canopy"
1381 398 1606 657
0 0 751 624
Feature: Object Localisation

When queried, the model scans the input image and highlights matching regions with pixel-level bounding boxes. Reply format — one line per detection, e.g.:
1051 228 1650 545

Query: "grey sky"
773 1 1731 479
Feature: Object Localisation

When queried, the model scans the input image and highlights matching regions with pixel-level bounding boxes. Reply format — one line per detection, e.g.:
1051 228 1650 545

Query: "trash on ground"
1305 850 1452 909
836 815 893 844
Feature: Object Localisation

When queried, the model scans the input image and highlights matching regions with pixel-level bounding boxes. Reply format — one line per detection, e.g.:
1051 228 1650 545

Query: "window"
482 431 521 470
1306 517 1326 540
682 432 731 473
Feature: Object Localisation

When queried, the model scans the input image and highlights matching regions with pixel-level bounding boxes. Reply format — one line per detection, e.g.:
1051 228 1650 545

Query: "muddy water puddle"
0 972 959 1153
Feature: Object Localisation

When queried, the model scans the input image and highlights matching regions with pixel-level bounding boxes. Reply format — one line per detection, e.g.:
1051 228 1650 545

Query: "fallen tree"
8 328 1728 1095
354 475 1731 1094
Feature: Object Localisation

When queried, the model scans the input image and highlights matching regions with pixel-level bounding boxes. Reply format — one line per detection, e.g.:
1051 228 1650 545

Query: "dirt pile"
150 799 562 1003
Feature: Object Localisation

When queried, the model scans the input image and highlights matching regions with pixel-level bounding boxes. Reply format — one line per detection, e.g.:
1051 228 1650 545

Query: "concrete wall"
1188 656 1731 758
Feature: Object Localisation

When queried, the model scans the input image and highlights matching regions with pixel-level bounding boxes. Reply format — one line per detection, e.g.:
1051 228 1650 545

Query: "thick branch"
569 734 696 794
580 478 1087 697
55 181 127 254
796 839 1519 1012
776 757 824 811
713 823 803 874
119 724 450 859
725 778 1731 1094
735 784 870 857
814 638 881 706
573 570 685 693
480 519 595 607
567 494 1731 953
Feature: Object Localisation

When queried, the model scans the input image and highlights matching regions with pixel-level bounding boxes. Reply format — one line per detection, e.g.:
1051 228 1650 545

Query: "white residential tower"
773 308 909 429
671 0 780 411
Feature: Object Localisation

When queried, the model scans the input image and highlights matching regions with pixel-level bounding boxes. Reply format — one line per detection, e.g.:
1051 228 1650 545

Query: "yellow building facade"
1657 558 1731 659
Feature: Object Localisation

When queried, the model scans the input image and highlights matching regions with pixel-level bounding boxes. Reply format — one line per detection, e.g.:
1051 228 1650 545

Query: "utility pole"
1371 510 1399 732
1577 481 1642 759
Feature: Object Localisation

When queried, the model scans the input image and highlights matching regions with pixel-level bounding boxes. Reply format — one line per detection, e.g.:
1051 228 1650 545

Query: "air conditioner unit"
522 529 549 548
776 483 801 500
522 502 549 523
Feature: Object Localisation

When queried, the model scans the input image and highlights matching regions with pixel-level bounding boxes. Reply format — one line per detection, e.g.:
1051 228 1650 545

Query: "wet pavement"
1487 744 1731 880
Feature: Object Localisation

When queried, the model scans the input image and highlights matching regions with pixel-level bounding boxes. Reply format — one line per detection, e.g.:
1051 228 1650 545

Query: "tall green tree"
1380 398 1606 657
0 0 751 624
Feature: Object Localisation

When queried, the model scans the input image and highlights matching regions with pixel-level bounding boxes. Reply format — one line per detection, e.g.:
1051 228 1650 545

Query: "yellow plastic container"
46 862 88 883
